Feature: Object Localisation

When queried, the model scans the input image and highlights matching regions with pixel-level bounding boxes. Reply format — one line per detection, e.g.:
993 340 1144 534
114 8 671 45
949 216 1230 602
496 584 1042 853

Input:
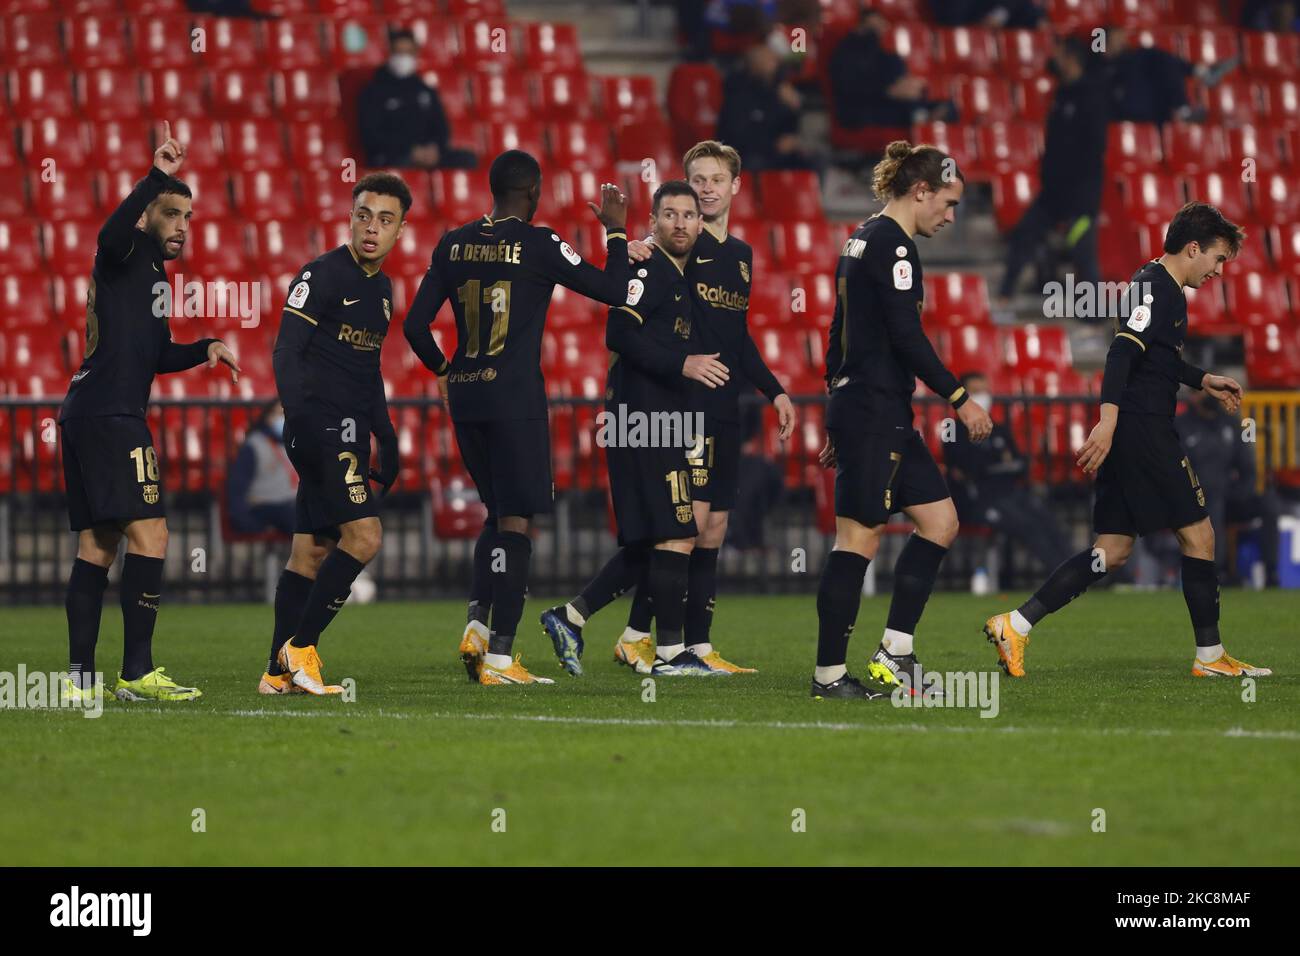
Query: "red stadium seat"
1003 324 1071 372
1202 76 1260 123
21 117 92 169
30 172 98 219
41 219 97 276
77 67 145 119
1 15 64 66
667 63 722 155
1245 324 1300 388
547 121 613 170
1105 122 1163 175
1042 0 1107 32
613 119 676 178
0 174 28 218
947 76 1014 121
771 222 843 272
534 69 594 121
7 67 76 117
1226 271 1292 328
176 219 250 275
141 68 208 118
922 272 992 329
89 119 155 172
999 28 1052 79
1184 169 1251 224
1135 26 1191 59
540 168 619 223
759 171 823 221
444 0 507 14
265 17 328 70
968 121 1041 179
1260 79 1300 125
0 275 54 331
1162 122 1229 175
430 169 490 223
327 18 391 70
218 118 285 174
933 27 998 76
1242 32 1300 78
1183 281 1233 337
990 168 1038 232
946 324 1002 378
1254 170 1300 225
0 219 43 274
1107 0 1168 27
597 75 661 123
1227 124 1284 171
1268 222 1300 276
1188 27 1240 66
883 22 933 78
209 69 275 118
910 121 976 168
65 16 131 68
1115 171 1185 224
480 120 547 159
1013 75 1056 124
274 69 340 120
285 119 350 171
520 22 582 72
728 184 760 224
466 70 532 122
130 16 195 68
457 19 516 69
198 16 265 69
230 169 299 222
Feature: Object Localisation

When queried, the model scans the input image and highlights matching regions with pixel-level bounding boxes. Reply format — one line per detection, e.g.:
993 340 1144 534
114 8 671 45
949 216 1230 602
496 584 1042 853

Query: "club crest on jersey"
1127 304 1152 332
676 504 693 524
288 281 309 308
739 260 750 283
893 259 912 290
349 485 368 504
382 298 391 321
626 279 645 306
560 241 581 265
142 484 159 505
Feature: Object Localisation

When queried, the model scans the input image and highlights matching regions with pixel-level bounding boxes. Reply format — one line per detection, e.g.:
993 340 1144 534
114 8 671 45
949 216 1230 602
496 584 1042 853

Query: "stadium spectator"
997 36 1106 305
829 10 956 130
1102 26 1236 125
943 373 1073 571
931 0 1045 28
1240 0 1299 30
1178 389 1281 586
716 43 816 171
227 401 297 535
358 30 476 170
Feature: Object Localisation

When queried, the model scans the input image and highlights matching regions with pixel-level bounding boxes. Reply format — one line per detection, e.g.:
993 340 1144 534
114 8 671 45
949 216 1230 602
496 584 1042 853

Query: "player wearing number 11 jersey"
404 150 630 685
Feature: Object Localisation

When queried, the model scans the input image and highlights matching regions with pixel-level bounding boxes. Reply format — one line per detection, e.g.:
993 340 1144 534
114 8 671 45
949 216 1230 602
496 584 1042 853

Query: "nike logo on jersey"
674 294 683 301
696 257 714 264
343 298 360 306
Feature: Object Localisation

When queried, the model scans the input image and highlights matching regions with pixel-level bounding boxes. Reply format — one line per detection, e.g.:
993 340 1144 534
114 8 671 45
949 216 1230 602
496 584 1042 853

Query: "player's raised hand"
207 340 240 383
627 237 655 263
958 398 992 442
682 353 729 388
774 393 796 441
153 120 187 176
589 182 628 231
1077 419 1115 474
818 436 836 468
1203 373 1243 414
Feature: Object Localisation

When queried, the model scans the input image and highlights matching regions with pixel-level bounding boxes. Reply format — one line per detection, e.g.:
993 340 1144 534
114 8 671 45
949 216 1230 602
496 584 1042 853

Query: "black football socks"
626 561 653 633
267 569 313 675
885 534 948 637
574 543 649 622
290 549 366 649
1018 548 1109 626
119 553 163 681
684 546 719 654
467 522 495 627
487 531 532 656
66 558 108 689
1181 555 1222 649
815 550 868 667
648 548 690 658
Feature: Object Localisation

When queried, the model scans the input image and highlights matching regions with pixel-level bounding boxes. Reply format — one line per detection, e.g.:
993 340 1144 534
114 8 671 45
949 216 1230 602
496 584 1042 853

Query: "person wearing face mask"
227 400 298 535
358 29 476 170
942 373 1073 574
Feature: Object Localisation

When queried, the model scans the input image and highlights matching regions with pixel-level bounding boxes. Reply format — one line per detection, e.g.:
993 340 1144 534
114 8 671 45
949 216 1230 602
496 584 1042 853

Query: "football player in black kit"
259 173 410 695
812 141 992 700
403 150 631 685
984 202 1273 679
541 141 795 677
58 123 240 703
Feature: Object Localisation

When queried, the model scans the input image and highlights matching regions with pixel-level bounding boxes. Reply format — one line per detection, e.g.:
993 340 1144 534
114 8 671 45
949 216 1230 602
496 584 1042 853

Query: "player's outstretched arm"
98 123 186 261
402 258 450 377
545 184 630 305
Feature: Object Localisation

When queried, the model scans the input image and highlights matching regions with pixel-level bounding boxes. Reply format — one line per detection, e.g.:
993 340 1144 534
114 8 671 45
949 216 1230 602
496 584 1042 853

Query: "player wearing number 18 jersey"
403 150 630 685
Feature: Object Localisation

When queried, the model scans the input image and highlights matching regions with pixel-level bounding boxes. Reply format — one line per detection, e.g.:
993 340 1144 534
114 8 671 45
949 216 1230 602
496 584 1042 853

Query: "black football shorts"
60 415 167 531
453 417 555 519
284 412 379 539
828 424 950 527
687 415 740 511
1093 413 1208 537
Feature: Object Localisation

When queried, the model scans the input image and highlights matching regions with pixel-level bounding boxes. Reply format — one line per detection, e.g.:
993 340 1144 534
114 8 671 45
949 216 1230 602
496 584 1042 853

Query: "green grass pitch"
1 589 1296 866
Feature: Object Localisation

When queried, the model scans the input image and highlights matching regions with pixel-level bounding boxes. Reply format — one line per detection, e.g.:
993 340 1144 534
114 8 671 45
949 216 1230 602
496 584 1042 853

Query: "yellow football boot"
459 620 491 681
257 671 303 695
699 650 756 674
1192 652 1273 678
478 655 555 685
114 667 203 701
276 642 344 695
614 636 655 674
983 612 1029 678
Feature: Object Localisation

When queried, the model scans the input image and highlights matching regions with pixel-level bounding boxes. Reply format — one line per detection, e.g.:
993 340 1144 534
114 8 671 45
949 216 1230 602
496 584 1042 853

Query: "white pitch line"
209 709 1300 741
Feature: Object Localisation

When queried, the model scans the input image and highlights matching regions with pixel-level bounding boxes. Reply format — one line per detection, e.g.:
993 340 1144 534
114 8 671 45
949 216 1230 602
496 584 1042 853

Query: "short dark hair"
1163 201 1245 257
353 172 412 217
141 176 191 200
489 150 542 200
652 179 699 213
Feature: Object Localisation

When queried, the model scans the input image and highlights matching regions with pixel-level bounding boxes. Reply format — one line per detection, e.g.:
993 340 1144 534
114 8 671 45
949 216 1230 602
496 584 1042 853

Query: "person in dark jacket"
998 36 1107 302
1102 26 1235 125
1178 389 1281 586
716 44 815 171
358 29 475 170
829 10 954 129
227 401 297 535
943 373 1073 571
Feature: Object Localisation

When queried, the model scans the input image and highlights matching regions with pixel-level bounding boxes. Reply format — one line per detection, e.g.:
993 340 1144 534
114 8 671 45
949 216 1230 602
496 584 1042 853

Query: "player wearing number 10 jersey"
404 150 630 685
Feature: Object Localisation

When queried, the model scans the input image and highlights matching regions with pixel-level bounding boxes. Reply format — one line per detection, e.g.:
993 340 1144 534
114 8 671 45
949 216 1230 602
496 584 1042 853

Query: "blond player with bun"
810 140 992 699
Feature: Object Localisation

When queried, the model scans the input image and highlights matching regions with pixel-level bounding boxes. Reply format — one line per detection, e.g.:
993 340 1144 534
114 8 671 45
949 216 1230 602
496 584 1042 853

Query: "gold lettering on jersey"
841 237 867 259
448 368 497 384
337 323 385 351
739 261 750 283
695 282 749 312
673 316 692 339
449 241 523 264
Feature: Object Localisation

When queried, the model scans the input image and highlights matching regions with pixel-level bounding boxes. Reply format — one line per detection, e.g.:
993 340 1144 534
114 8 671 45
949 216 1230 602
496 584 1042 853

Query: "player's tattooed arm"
403 254 451 376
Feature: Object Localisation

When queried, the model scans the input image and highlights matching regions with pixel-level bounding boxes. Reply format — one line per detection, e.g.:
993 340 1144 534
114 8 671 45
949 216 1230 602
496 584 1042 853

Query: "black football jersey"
272 244 394 423
1109 261 1198 418
606 246 695 415
825 214 964 432
403 216 629 421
